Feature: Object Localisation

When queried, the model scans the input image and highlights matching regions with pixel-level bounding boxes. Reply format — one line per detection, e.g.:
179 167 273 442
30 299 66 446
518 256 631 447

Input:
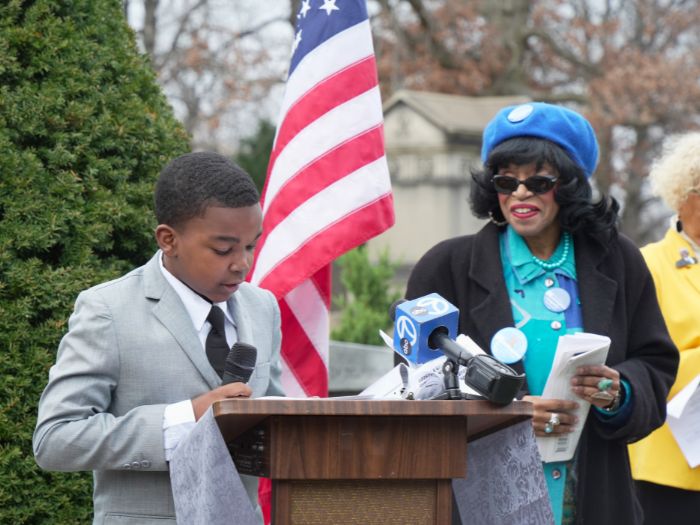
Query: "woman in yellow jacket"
629 132 700 524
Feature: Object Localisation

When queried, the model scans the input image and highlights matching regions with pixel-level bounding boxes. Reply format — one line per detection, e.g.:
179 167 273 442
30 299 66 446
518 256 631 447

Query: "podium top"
214 398 532 441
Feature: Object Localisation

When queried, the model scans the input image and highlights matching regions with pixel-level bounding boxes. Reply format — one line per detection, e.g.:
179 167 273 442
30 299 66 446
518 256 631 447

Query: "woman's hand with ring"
570 365 620 410
523 395 579 437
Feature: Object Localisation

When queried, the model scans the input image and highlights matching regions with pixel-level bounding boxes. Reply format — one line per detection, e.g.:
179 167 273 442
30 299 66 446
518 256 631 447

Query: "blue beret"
481 102 599 179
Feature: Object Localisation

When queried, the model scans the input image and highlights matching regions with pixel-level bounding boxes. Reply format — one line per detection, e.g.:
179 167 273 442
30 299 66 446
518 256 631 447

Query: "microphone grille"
223 342 258 384
399 363 409 386
227 342 257 369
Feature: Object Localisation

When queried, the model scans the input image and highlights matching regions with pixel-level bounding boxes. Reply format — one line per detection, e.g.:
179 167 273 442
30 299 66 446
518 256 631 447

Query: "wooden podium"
214 398 531 525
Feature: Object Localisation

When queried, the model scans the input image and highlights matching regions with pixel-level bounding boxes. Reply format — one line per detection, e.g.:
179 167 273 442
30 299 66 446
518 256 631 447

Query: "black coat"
406 222 679 525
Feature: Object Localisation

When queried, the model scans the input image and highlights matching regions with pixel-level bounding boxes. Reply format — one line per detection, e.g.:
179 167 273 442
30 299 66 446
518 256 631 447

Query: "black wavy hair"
470 137 619 243
154 151 259 228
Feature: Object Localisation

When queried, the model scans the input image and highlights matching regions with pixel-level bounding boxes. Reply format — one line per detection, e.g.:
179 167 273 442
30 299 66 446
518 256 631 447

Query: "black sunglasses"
492 175 558 195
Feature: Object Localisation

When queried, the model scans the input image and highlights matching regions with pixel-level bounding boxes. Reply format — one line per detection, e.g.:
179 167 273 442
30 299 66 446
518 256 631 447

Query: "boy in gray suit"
34 152 284 524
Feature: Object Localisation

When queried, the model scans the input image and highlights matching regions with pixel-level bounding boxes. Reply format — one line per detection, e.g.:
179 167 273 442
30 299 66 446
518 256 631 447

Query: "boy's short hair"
154 151 260 228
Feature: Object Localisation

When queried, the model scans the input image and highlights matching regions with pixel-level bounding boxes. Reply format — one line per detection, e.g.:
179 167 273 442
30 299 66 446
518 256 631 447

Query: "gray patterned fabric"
171 412 549 524
453 420 554 524
170 408 260 525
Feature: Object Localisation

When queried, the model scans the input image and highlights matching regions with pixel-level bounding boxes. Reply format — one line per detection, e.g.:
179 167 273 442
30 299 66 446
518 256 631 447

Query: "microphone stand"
441 358 463 400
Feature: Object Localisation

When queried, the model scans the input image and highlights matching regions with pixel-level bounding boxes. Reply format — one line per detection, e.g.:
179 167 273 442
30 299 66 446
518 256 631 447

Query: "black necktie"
205 306 229 378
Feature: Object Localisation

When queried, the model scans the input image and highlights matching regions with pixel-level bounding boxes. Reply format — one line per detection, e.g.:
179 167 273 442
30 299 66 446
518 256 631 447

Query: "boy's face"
158 204 263 303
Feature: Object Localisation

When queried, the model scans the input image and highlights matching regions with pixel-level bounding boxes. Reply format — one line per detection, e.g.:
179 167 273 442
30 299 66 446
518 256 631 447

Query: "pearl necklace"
531 233 571 270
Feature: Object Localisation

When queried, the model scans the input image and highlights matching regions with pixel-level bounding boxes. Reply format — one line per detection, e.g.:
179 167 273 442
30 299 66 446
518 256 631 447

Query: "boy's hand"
192 383 252 421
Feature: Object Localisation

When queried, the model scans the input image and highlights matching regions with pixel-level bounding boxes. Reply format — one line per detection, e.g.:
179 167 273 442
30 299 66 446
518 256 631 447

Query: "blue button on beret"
480 102 599 179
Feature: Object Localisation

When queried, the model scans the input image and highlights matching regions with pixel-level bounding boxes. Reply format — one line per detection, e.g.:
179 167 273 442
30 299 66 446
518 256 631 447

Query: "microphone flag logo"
415 296 449 315
396 316 418 355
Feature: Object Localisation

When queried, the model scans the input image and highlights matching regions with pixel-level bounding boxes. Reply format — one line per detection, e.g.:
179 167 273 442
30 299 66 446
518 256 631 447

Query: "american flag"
249 0 394 399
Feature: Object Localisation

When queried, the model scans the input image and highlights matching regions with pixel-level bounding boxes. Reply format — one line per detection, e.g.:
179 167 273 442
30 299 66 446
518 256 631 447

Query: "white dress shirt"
158 253 238 460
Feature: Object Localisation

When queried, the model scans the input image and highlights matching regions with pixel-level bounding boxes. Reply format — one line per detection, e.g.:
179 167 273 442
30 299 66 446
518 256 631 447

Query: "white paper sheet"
537 333 611 463
363 332 487 400
666 373 700 468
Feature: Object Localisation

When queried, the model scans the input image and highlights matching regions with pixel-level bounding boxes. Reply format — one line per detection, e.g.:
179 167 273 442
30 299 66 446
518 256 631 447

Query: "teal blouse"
500 226 580 525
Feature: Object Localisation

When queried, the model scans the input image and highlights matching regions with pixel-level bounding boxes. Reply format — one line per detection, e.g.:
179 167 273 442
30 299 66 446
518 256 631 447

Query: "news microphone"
222 342 257 384
391 293 459 364
429 330 524 405
392 293 524 405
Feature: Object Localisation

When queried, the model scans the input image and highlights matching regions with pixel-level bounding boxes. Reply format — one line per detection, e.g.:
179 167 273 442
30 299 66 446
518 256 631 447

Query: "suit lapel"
143 253 221 389
228 292 253 347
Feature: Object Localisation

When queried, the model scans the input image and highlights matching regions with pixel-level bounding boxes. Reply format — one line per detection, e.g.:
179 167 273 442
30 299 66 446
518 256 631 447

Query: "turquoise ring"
597 378 613 391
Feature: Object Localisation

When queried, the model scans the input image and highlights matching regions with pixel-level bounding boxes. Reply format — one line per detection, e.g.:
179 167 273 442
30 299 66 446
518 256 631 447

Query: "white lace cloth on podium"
169 408 260 525
169 410 551 525
453 420 554 524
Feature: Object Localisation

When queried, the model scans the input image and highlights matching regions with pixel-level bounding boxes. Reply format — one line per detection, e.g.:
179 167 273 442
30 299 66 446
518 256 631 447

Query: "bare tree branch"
156 0 208 71
404 0 459 70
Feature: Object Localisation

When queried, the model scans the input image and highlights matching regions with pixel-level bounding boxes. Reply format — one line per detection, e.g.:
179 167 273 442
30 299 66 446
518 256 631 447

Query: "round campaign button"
507 104 534 123
543 288 571 313
490 327 528 364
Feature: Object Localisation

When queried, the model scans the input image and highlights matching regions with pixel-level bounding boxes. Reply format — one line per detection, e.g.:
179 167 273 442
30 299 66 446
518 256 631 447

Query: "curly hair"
154 151 259 228
648 132 700 213
470 137 619 242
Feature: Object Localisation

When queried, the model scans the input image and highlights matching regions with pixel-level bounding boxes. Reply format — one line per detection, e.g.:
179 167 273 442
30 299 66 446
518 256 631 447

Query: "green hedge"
332 245 401 345
0 1 189 522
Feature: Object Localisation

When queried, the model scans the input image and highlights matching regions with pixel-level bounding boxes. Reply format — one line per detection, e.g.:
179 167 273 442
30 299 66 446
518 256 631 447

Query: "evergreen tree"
235 119 275 192
0 1 189 522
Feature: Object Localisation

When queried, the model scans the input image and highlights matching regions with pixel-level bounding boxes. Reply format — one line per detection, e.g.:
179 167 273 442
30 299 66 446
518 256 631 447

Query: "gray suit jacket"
33 252 284 524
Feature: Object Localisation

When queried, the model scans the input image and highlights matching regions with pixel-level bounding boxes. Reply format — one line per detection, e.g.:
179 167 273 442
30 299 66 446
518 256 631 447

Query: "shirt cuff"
163 400 196 462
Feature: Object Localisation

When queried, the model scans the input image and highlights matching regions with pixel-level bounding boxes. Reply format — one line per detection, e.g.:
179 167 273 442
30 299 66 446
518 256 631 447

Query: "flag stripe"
256 194 394 297
310 263 332 308
257 126 385 251
278 353 308 398
272 56 378 165
279 20 373 126
252 158 392 290
285 278 330 366
279 296 328 395
263 86 384 216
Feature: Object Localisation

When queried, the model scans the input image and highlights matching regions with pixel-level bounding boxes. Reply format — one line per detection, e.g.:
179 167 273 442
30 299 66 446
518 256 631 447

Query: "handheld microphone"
222 342 257 384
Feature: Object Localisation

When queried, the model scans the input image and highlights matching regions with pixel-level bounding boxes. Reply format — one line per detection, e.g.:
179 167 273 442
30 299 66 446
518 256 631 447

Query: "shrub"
331 245 401 345
0 1 189 522
235 119 275 193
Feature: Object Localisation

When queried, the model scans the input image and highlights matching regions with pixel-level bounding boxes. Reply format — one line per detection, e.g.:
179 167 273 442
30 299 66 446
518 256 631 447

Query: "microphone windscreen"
388 299 407 321
399 363 409 387
222 342 257 384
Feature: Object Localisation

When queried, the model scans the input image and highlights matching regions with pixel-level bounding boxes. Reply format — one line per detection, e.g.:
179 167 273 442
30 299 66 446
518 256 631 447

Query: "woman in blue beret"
406 102 679 524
